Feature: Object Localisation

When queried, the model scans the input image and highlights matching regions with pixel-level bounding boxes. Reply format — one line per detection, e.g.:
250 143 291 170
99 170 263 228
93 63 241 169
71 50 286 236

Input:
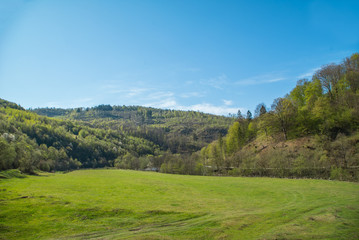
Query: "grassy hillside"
1 169 358 239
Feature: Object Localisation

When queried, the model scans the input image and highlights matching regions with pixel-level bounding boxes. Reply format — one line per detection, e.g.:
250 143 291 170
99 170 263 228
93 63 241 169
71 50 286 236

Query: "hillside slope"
199 53 359 181
32 105 234 153
0 99 233 174
0 99 163 172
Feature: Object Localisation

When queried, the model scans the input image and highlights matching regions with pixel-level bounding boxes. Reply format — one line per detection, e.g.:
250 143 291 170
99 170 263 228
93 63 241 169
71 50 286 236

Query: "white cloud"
181 103 242 116
297 67 320 79
266 78 286 83
223 99 233 106
76 97 93 103
155 100 177 109
46 98 93 108
201 74 228 89
145 98 243 116
144 98 177 109
46 101 63 108
103 85 153 96
127 88 151 97
180 91 205 98
100 82 240 115
147 91 174 100
235 72 287 86
142 91 176 109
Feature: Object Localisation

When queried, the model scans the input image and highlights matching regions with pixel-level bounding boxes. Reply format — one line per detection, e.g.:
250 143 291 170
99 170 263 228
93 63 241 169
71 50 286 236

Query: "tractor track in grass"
59 213 218 240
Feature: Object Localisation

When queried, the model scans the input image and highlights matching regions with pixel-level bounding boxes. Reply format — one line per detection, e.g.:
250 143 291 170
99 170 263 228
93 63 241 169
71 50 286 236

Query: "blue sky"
0 0 358 115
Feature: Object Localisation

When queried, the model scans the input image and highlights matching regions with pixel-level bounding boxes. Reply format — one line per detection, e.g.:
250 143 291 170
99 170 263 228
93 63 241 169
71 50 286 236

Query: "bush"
330 167 351 181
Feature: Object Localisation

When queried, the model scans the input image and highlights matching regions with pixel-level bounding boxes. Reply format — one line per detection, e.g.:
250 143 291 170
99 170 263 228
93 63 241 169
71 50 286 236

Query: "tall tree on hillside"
226 122 243 155
344 53 359 92
246 110 252 121
271 98 297 140
254 103 267 118
237 110 244 120
313 64 343 100
258 111 275 138
289 79 310 107
260 105 267 116
0 138 16 170
304 78 323 108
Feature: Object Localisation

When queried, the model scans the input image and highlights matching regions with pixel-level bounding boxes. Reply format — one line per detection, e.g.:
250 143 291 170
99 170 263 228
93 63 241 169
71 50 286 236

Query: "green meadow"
0 169 358 239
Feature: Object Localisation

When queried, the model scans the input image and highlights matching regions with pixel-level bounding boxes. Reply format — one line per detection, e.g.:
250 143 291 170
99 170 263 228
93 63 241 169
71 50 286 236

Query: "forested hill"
0 99 234 174
0 100 163 173
31 105 234 153
199 53 359 181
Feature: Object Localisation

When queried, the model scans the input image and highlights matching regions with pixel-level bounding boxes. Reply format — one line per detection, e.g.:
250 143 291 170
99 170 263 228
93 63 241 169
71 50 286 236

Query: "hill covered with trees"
32 104 234 154
199 53 359 181
1 53 358 181
0 99 233 174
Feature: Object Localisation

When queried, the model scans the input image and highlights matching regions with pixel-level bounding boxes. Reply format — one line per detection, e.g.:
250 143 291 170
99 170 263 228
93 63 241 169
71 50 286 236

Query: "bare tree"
313 64 343 99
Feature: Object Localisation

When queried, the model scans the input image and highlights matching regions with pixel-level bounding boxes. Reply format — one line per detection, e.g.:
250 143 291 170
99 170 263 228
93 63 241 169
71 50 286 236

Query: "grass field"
0 169 358 239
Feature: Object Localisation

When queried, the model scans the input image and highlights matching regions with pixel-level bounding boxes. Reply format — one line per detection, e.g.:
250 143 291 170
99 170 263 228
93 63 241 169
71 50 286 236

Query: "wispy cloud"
145 98 243 116
100 81 240 115
223 99 233 106
46 101 63 108
75 97 93 103
182 103 242 116
102 84 153 96
235 72 287 86
46 98 93 108
127 88 151 97
180 91 205 98
297 67 320 79
147 91 174 100
201 74 228 89
141 91 176 109
146 99 177 109
99 81 244 115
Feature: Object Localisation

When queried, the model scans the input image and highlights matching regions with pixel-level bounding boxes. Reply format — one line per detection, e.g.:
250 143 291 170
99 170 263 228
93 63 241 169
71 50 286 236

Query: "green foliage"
32 105 234 154
330 167 352 181
0 98 24 110
226 122 242 155
198 53 359 180
0 169 26 179
0 102 161 173
0 137 16 170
